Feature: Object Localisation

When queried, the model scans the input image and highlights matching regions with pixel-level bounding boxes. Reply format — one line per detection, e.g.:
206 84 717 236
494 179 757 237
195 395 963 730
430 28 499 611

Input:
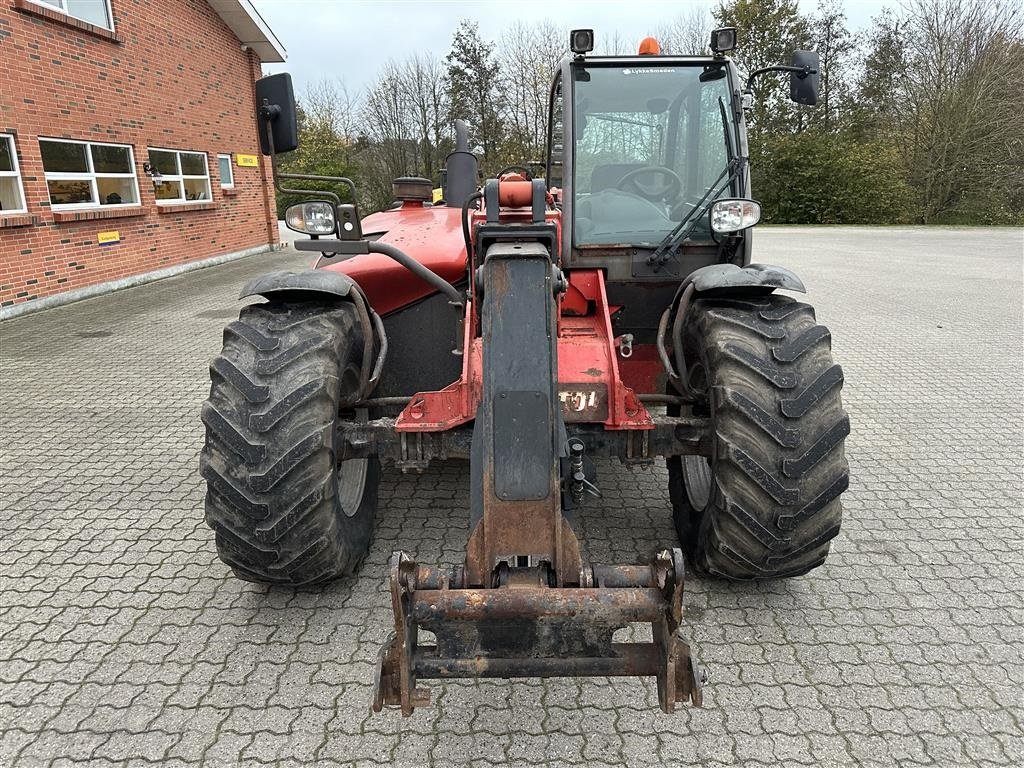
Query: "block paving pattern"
1 227 1022 767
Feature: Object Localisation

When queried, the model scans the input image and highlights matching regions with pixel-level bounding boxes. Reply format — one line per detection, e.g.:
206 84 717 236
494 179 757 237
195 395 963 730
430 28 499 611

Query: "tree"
656 7 714 55
361 61 417 209
857 0 1024 222
276 7 1020 225
753 131 912 223
850 8 905 139
498 21 567 166
446 20 505 172
598 30 631 55
809 0 856 131
399 53 451 181
714 0 812 133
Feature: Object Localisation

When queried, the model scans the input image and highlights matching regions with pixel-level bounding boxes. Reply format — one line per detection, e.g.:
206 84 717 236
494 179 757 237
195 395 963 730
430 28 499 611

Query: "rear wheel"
200 299 379 585
668 294 849 579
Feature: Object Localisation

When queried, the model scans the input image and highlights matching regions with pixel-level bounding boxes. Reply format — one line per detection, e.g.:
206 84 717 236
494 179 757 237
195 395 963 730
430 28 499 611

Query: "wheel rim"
682 455 713 511
337 459 369 517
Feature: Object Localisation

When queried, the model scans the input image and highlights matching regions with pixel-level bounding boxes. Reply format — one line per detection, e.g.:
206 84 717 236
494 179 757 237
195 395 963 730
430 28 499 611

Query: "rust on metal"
371 549 705 717
410 587 666 623
391 270 656 433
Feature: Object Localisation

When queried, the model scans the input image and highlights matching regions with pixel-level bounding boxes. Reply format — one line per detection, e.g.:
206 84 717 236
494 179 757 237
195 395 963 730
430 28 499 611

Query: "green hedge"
751 131 913 224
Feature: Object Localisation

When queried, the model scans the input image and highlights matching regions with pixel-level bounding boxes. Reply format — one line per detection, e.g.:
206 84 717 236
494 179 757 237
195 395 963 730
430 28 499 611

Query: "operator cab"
568 63 738 246
547 29 817 277
547 44 749 275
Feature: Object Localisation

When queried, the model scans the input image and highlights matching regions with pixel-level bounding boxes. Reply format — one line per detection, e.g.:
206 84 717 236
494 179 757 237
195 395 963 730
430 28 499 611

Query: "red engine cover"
321 203 467 316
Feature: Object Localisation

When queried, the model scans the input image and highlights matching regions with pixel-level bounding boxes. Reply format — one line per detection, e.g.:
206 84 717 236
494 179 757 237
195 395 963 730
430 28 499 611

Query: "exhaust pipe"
444 119 478 207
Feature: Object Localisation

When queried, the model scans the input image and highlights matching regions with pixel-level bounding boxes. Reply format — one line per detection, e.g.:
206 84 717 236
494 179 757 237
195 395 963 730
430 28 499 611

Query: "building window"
0 134 28 214
217 154 235 189
39 138 140 209
148 148 212 204
28 0 114 30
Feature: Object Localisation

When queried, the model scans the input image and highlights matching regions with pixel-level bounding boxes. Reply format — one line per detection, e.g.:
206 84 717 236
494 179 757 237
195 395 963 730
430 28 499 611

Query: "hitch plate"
371 549 704 716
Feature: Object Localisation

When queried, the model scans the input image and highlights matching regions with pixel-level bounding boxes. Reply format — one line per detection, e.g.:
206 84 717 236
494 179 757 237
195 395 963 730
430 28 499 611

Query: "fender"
239 269 386 401
239 269 359 301
658 263 805 399
688 262 805 294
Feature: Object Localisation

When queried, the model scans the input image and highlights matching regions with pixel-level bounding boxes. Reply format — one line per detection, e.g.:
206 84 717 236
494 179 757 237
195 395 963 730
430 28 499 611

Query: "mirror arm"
258 103 282 121
744 64 818 94
262 107 359 213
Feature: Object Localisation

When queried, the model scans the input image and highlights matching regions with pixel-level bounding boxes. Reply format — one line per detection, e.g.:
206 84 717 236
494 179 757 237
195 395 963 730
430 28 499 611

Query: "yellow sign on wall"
97 230 121 246
235 154 259 167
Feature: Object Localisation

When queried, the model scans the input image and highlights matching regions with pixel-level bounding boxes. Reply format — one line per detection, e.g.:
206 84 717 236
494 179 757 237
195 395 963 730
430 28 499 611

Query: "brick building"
0 0 285 318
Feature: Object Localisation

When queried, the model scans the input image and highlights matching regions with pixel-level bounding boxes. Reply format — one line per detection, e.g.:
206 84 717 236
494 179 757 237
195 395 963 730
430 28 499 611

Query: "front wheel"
668 295 850 579
200 299 379 585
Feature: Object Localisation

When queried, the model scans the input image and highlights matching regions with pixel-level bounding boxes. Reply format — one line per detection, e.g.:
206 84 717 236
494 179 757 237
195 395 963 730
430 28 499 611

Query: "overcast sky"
253 0 891 95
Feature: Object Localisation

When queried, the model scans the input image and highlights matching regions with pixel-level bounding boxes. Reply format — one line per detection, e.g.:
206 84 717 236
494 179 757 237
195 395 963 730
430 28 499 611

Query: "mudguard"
688 263 806 294
659 262 806 398
239 269 358 301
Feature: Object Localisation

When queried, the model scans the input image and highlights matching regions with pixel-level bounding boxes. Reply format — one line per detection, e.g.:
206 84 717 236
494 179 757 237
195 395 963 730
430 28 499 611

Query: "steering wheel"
616 166 682 202
497 164 534 180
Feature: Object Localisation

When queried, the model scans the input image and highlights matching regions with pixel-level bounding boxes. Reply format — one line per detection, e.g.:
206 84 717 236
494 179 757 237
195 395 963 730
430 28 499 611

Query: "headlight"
285 201 336 235
709 199 761 233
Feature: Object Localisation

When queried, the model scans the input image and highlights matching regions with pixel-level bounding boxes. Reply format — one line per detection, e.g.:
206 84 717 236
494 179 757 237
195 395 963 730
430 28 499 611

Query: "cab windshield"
572 64 736 246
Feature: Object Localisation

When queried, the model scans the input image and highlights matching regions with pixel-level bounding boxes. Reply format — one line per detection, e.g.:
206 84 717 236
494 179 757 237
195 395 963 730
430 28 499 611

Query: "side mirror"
789 51 820 106
255 73 298 156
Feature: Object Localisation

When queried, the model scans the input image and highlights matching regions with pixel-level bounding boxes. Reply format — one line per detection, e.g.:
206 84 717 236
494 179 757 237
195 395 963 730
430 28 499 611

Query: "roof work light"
570 29 594 55
710 27 738 54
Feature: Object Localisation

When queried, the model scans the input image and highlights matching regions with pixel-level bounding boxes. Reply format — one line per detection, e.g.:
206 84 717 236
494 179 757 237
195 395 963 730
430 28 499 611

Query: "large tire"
200 299 379 585
668 294 849 579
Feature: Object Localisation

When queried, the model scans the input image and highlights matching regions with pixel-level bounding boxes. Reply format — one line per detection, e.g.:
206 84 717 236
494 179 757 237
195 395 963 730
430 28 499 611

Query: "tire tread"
669 294 849 579
200 300 378 586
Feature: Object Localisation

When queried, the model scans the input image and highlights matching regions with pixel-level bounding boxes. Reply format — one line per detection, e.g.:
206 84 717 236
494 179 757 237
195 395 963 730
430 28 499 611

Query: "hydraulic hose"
461 190 484 261
671 282 697 401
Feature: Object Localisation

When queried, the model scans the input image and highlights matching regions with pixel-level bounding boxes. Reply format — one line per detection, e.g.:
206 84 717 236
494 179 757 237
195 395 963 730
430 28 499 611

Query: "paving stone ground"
1 226 1022 767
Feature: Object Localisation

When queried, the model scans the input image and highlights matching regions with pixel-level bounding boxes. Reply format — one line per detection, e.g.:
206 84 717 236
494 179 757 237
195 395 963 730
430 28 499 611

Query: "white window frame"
39 137 141 211
148 147 213 206
0 133 28 215
26 0 115 31
217 154 235 189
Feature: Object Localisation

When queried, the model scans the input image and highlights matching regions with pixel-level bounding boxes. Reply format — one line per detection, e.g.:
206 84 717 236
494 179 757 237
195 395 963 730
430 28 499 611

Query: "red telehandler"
200 27 848 714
